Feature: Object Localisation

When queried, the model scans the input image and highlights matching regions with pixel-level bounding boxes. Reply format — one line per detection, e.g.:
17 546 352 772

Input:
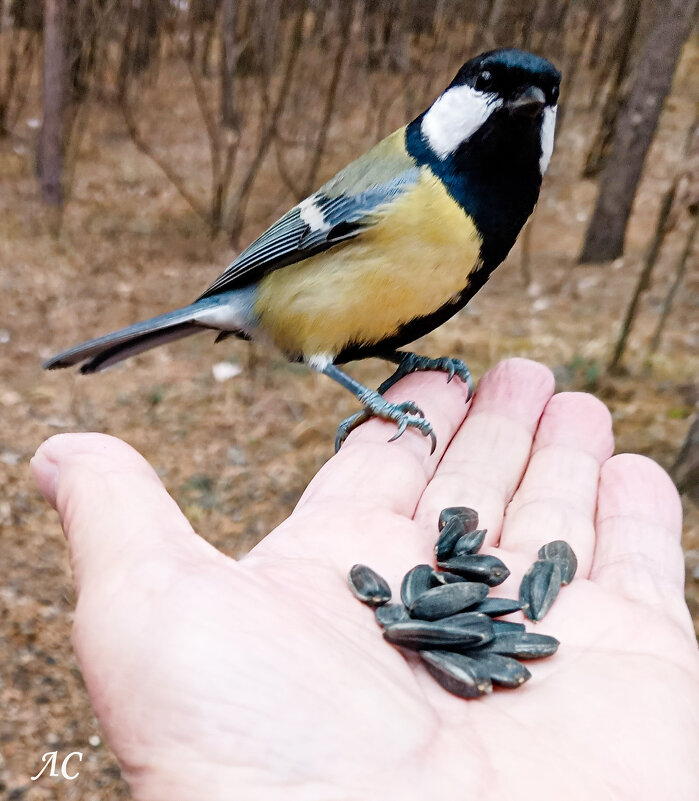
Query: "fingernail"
30 452 59 509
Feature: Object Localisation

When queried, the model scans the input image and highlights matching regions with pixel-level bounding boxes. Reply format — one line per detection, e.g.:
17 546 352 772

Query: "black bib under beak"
508 86 546 117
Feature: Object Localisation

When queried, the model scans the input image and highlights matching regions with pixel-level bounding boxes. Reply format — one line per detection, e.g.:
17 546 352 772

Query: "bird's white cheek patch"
422 85 502 159
299 196 331 232
539 106 557 174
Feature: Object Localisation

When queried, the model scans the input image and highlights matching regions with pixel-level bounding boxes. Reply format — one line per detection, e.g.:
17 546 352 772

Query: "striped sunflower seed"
438 506 479 533
492 620 526 634
383 617 493 650
409 582 489 621
468 653 532 688
430 569 466 586
374 603 410 627
473 597 522 617
439 611 495 647
538 540 578 584
475 631 559 659
420 650 492 698
348 564 391 607
435 516 464 560
452 528 487 556
400 564 434 608
520 559 562 621
438 554 510 587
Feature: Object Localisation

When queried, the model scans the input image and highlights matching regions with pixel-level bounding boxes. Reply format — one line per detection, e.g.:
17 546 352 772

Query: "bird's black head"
450 49 560 111
418 49 560 166
407 49 561 269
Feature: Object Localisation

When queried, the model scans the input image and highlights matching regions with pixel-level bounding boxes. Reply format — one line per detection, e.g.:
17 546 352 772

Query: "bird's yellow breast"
255 167 481 360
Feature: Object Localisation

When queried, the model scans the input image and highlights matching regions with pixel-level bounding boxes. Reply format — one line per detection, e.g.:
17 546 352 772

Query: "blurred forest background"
1 0 698 797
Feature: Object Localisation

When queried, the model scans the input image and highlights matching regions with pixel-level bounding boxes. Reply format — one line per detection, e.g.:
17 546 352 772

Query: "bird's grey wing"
198 135 418 299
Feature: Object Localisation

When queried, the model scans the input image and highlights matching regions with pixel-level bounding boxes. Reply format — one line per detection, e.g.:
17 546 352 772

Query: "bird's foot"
334 392 435 454
379 353 474 399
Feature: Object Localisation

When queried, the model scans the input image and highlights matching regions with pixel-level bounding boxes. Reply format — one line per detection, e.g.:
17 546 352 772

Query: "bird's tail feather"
79 323 202 373
44 302 219 373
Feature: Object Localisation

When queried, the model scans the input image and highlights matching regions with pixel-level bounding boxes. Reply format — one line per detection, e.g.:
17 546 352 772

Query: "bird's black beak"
507 86 546 117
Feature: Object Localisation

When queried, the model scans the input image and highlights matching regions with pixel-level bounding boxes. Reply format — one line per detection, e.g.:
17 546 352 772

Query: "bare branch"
120 92 211 224
225 2 306 240
298 1 354 198
1 29 38 136
273 136 304 200
646 216 698 360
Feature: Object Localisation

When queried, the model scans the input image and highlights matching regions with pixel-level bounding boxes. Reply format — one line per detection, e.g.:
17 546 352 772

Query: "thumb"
31 433 225 596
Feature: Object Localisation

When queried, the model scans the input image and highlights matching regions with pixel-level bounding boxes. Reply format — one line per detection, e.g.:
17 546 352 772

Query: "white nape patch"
539 106 557 174
194 286 258 332
306 353 333 372
422 85 502 159
299 196 331 232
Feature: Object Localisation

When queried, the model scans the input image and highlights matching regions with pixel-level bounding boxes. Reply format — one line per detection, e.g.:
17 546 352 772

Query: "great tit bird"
45 48 561 451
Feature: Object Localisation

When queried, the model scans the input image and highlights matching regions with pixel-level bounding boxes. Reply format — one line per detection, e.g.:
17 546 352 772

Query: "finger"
31 433 226 596
414 358 555 545
281 371 472 576
498 392 614 579
297 369 472 517
592 454 691 631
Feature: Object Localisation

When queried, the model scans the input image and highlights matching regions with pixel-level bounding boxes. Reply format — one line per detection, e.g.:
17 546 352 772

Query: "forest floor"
1 44 697 800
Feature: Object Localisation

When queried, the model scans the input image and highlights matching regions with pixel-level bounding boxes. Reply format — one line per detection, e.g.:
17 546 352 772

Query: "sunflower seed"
348 564 391 606
438 506 479 533
430 569 466 586
520 559 562 621
468 653 532 688
420 650 492 698
473 597 523 617
492 620 526 634
435 516 464 560
439 611 495 646
400 564 434 608
374 603 410 627
409 582 489 620
475 631 559 659
538 540 578 584
438 554 510 586
383 618 493 650
452 528 487 557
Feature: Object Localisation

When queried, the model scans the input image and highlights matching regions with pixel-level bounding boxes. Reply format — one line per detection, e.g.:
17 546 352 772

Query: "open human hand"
31 358 699 801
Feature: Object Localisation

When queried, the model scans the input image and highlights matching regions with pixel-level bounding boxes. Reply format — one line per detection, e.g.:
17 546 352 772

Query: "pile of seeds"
348 506 577 699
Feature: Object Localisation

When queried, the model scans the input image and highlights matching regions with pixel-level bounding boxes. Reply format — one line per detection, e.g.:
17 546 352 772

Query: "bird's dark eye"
474 70 494 92
550 85 559 103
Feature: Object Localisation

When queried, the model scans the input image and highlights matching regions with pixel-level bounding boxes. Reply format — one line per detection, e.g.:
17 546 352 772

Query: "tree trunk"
580 0 698 263
582 0 641 178
39 0 64 206
671 416 699 506
607 183 675 371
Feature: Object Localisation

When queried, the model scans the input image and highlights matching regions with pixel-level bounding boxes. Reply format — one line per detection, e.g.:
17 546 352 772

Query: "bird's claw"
378 353 474 401
387 414 436 452
332 353 472 454
334 410 371 452
334 398 436 453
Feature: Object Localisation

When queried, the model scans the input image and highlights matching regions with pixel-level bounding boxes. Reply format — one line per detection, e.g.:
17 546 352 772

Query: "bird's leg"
331 352 474 449
378 351 474 399
319 364 436 454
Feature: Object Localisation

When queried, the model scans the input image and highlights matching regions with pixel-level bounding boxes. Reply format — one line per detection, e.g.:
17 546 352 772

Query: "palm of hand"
33 360 698 801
